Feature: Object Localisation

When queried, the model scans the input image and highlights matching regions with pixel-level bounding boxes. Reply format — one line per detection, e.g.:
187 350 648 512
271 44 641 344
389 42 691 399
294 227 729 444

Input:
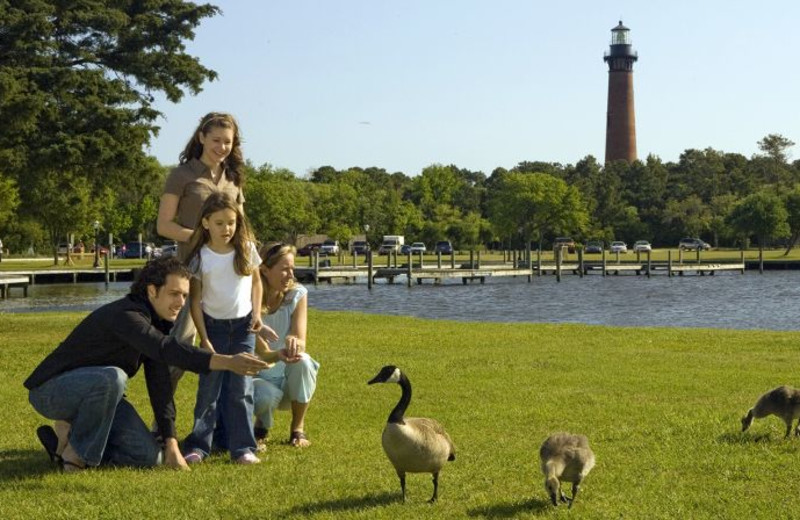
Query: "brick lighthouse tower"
604 21 638 163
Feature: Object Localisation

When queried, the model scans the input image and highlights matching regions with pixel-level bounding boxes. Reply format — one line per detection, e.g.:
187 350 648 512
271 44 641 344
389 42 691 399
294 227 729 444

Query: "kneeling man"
24 257 268 471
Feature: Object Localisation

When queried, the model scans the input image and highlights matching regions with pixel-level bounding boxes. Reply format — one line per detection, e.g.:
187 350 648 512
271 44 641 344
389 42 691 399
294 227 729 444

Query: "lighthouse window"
612 31 630 45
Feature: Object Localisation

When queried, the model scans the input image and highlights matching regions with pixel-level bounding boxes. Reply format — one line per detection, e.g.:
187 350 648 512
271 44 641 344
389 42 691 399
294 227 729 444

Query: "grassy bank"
2 310 800 519
2 246 800 272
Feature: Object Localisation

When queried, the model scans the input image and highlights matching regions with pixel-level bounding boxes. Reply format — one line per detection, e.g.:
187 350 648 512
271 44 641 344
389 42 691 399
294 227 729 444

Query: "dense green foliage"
243 138 800 252
0 3 798 257
0 0 218 255
4 310 800 518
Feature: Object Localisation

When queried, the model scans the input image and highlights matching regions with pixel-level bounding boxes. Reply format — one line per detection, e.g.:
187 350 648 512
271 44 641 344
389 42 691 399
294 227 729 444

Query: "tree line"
1 2 797 256
244 139 800 254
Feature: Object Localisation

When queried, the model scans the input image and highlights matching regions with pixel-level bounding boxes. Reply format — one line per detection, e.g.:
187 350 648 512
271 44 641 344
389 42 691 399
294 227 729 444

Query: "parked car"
584 240 604 254
553 237 576 254
409 242 427 254
123 241 146 258
350 240 370 255
633 240 652 253
399 244 412 255
378 236 404 255
160 244 178 258
57 243 73 255
434 240 453 255
609 241 628 254
678 237 711 251
319 239 340 255
297 242 322 257
159 241 178 258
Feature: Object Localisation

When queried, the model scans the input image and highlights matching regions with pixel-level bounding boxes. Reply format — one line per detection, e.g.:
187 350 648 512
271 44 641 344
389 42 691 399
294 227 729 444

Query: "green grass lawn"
2 310 800 518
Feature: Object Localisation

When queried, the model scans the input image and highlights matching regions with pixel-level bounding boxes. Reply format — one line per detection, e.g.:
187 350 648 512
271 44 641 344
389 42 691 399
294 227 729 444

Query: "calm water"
1 271 798 331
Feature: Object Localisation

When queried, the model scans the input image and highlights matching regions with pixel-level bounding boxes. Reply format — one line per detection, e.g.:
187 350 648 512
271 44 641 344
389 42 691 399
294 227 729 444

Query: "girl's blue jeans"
183 312 256 459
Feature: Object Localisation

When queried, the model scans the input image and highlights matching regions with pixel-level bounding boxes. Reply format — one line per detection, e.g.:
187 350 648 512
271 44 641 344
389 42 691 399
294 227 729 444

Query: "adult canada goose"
741 385 800 438
539 432 595 509
367 365 456 503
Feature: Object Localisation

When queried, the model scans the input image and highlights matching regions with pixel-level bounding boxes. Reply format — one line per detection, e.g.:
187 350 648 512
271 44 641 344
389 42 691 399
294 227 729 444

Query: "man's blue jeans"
28 366 162 467
183 313 256 459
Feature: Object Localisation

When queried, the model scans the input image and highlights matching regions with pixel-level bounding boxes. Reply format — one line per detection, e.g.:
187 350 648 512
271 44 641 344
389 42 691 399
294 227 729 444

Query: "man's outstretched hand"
210 352 269 376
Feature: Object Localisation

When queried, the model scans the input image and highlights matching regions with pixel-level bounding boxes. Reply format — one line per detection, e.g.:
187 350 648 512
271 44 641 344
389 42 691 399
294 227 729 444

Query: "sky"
146 0 800 177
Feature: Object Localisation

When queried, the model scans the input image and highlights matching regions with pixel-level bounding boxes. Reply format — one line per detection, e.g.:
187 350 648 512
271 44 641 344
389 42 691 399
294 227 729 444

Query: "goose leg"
398 472 406 502
428 472 439 503
568 483 581 509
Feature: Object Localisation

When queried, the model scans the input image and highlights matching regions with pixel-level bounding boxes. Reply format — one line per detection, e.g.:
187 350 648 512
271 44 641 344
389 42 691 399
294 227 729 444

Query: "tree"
410 164 461 218
662 195 712 240
0 173 20 230
708 194 739 247
27 171 93 263
0 1 219 246
588 162 628 240
758 134 795 165
726 191 789 251
782 185 800 255
755 134 796 191
245 164 318 244
487 172 588 249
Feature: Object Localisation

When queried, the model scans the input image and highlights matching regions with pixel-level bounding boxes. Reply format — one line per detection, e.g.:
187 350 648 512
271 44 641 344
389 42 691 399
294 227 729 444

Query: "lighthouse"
603 21 638 163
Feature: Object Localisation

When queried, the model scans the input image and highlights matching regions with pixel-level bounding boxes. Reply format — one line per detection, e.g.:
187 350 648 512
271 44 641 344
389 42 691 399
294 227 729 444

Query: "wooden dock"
296 254 747 287
0 274 30 298
1 268 134 285
298 265 534 286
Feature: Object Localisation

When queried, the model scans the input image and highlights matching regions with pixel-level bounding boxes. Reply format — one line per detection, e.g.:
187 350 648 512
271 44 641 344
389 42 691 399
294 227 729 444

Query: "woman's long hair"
185 192 256 276
259 242 297 313
179 112 244 187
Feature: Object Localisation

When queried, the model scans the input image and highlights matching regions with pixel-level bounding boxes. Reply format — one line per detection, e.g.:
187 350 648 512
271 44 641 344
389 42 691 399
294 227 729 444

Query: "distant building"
296 234 328 248
603 21 638 163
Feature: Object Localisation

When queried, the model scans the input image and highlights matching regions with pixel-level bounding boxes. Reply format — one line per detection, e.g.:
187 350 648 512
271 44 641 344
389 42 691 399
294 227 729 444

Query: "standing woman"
156 113 256 374
158 112 245 268
253 242 319 448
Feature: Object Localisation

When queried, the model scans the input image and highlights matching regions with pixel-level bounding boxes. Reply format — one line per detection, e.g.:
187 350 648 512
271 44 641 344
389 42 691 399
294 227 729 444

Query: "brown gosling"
741 385 800 438
368 365 456 503
539 432 595 509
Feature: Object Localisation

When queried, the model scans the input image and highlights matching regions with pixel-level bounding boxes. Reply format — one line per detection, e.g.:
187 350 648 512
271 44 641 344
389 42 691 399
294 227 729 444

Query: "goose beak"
367 375 380 385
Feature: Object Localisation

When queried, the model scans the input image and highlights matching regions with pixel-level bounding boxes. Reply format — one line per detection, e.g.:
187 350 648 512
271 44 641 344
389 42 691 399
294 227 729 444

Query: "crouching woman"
253 242 319 448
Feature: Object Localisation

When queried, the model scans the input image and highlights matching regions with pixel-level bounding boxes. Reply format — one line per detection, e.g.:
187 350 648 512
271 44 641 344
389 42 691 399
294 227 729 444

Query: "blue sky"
146 0 800 177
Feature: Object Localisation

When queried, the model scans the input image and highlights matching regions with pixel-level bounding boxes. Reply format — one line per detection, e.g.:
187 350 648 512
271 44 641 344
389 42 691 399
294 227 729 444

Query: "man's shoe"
235 453 261 465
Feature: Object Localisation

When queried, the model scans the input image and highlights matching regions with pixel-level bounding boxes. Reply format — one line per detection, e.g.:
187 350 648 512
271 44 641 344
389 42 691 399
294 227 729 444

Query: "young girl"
181 192 264 464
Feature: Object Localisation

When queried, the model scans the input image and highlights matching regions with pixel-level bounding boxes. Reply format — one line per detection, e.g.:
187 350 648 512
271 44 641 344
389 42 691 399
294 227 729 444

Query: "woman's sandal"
254 426 269 452
289 430 311 448
36 425 62 465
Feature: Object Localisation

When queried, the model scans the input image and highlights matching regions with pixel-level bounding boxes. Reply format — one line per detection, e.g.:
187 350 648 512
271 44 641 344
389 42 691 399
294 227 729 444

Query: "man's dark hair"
130 257 191 297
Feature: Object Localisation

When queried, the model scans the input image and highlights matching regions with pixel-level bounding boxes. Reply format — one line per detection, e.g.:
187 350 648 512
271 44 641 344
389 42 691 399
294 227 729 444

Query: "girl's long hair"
259 242 297 313
185 192 256 276
179 112 244 187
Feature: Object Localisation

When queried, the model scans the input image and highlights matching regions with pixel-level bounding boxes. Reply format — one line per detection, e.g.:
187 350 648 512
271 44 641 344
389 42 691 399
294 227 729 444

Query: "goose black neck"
388 373 411 424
